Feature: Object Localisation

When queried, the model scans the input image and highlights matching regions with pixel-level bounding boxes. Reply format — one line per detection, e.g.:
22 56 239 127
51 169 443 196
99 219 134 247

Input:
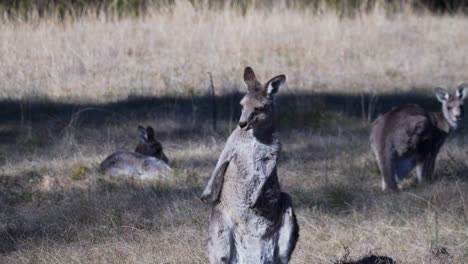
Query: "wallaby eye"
254 107 264 112
447 106 453 111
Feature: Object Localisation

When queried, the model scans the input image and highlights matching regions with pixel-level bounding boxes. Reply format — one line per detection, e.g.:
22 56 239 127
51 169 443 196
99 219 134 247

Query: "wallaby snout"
454 110 463 120
238 121 248 129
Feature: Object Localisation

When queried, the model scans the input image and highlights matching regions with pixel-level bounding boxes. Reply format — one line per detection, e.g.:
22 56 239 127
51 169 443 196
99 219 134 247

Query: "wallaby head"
238 67 286 136
135 125 169 164
435 83 468 129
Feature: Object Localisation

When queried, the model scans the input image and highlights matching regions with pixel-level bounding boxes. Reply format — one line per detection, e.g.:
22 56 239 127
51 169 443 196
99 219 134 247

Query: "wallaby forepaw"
200 194 211 204
247 196 258 208
200 189 214 204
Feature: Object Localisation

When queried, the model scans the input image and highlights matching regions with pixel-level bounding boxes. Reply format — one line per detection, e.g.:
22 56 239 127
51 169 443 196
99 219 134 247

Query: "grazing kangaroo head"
238 67 286 136
135 125 169 164
435 83 468 129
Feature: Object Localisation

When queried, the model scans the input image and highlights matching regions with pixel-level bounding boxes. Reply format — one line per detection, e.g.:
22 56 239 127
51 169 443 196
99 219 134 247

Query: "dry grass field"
0 2 467 263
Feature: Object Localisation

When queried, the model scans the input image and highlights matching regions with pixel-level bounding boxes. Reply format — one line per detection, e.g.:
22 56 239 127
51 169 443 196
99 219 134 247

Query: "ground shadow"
4 88 467 147
434 163 468 184
0 173 206 255
1 88 460 129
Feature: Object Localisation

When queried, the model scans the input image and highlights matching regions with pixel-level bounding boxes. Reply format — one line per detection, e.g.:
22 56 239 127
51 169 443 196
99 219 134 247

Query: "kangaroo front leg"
248 154 278 208
201 150 235 204
201 162 228 204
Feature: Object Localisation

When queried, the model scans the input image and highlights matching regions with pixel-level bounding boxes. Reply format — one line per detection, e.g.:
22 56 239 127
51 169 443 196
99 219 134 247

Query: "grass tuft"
323 185 355 210
16 134 45 152
70 164 88 181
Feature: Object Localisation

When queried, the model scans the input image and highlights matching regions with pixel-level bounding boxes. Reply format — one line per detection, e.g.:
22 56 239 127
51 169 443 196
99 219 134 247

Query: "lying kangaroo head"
238 67 286 136
135 125 169 164
435 84 468 129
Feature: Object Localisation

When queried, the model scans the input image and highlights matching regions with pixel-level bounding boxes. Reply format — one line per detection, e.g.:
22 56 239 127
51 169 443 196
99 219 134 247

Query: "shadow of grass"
0 174 207 255
288 163 468 217
1 88 457 129
4 89 466 155
434 158 468 183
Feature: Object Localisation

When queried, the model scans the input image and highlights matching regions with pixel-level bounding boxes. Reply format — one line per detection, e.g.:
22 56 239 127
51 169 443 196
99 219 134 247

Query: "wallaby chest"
227 130 280 182
221 130 281 215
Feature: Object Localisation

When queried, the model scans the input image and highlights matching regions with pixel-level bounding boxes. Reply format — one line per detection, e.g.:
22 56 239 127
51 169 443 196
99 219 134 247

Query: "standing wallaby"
370 84 468 191
200 67 299 264
99 125 171 180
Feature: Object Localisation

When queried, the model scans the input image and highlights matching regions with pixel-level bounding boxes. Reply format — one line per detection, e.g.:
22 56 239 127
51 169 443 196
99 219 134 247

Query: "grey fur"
201 67 299 263
370 84 468 191
99 125 171 179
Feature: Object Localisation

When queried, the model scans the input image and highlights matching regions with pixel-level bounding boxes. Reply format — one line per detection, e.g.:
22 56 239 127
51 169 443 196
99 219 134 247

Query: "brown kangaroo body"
200 67 299 264
370 85 468 191
99 125 171 180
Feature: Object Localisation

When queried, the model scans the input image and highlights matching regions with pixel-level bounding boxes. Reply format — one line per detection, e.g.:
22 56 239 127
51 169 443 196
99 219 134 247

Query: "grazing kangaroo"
200 67 299 264
99 125 171 179
370 84 468 191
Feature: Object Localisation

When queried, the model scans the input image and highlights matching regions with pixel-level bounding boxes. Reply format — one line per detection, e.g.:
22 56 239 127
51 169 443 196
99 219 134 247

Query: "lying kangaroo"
99 125 171 179
201 67 299 263
370 84 468 191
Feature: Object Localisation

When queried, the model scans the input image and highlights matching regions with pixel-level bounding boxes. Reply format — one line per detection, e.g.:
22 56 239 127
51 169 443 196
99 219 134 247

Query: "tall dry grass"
1 2 468 102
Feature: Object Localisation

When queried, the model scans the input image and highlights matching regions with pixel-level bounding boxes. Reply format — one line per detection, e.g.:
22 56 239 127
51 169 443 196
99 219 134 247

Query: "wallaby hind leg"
415 162 424 184
416 155 436 184
424 156 436 182
372 150 387 190
373 147 398 191
277 193 299 264
393 158 414 183
383 152 398 191
208 208 235 264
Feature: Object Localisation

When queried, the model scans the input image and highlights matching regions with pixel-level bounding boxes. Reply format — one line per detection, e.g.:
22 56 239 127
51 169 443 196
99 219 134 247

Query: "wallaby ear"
244 66 258 91
265 75 286 98
456 83 468 100
138 125 148 142
435 87 449 104
146 126 155 141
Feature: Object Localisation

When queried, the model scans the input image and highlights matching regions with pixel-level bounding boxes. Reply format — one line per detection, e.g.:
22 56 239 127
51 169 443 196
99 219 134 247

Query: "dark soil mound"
339 255 396 264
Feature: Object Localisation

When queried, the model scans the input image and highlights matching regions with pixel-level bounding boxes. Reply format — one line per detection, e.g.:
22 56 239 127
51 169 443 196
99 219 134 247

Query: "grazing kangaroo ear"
244 66 259 92
456 83 468 100
138 125 148 143
435 87 449 104
146 126 155 141
265 75 286 98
